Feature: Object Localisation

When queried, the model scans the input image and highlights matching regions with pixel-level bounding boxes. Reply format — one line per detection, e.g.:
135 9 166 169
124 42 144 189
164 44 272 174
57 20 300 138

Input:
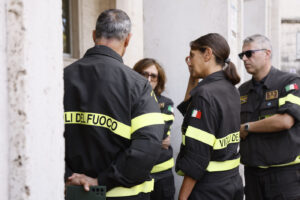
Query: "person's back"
64 9 164 200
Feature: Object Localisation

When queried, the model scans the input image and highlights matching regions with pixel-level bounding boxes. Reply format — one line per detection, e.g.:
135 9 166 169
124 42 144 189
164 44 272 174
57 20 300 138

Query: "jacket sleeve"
176 95 218 181
277 78 300 121
98 83 164 190
161 98 174 138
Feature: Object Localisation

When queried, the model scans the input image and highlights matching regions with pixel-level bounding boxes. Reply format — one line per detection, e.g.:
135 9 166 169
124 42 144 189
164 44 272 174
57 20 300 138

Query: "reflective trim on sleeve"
162 113 174 122
185 126 216 147
279 94 300 107
167 130 171 136
131 113 164 133
106 179 154 197
182 135 186 145
64 111 131 139
258 155 300 169
176 170 185 176
206 157 240 172
151 158 174 173
213 132 240 150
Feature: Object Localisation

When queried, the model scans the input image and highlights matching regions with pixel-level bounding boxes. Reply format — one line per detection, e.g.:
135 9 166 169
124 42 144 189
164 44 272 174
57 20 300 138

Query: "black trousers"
150 171 175 200
245 165 300 200
188 170 244 200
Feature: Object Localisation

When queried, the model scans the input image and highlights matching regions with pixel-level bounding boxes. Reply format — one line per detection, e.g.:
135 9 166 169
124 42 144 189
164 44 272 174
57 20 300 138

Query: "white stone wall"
281 23 300 73
0 0 9 199
3 0 65 199
281 0 300 73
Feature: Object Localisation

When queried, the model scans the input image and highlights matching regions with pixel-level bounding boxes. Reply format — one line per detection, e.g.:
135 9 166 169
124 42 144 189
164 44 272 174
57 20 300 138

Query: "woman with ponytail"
176 33 243 200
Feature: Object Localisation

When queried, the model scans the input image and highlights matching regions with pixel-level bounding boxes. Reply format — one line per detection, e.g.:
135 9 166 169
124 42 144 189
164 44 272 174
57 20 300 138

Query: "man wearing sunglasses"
238 34 300 200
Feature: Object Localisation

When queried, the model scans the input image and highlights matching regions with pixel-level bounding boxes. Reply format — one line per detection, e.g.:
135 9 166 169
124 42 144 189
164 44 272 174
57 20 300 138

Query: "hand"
162 136 171 149
66 173 98 191
240 124 249 140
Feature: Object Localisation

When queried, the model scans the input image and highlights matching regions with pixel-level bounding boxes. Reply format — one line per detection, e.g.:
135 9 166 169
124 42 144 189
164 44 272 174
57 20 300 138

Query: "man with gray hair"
64 9 164 199
239 34 300 199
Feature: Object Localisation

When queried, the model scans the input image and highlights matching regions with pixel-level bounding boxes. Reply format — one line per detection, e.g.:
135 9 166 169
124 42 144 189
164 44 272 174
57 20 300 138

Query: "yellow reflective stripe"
167 130 171 136
213 132 240 150
64 111 131 139
131 113 164 133
182 135 186 145
279 94 300 107
258 155 300 168
185 126 216 146
151 158 174 173
106 179 154 197
206 157 240 172
176 170 185 176
162 113 174 122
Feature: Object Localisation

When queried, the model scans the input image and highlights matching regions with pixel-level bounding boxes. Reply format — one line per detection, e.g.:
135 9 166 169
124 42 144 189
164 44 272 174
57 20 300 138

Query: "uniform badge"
191 109 201 119
159 103 165 109
265 90 278 100
240 95 248 104
285 83 299 92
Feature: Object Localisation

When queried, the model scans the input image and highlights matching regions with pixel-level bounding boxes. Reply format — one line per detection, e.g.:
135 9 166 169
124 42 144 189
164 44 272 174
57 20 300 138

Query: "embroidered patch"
191 109 201 119
240 95 248 104
167 105 174 113
285 83 299 92
266 90 278 100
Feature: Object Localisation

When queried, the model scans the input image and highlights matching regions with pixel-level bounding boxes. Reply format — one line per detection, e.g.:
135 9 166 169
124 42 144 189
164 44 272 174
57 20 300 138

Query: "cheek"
151 82 158 90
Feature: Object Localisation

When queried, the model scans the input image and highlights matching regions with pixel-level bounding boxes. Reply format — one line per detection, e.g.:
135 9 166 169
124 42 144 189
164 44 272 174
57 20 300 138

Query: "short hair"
133 58 166 96
243 34 272 51
95 9 131 41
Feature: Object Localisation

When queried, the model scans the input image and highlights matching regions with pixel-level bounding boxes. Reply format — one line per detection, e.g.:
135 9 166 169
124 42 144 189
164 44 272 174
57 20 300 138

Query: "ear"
204 47 213 62
124 33 132 48
265 49 272 59
93 30 96 43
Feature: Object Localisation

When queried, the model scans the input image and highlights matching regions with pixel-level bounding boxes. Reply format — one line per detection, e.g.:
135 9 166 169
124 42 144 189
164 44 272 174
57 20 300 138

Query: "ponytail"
223 61 240 85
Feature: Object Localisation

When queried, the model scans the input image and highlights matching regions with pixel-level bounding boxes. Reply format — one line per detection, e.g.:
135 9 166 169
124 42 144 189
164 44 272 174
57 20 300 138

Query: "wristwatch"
244 123 250 132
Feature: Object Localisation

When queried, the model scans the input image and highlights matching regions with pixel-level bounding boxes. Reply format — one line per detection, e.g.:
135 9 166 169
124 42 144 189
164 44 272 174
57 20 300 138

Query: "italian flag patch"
168 105 174 113
191 109 201 119
285 83 298 92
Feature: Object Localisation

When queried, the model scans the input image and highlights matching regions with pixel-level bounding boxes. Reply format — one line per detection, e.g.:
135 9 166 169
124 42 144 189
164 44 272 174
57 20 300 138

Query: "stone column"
4 0 65 199
116 0 144 68
0 0 9 199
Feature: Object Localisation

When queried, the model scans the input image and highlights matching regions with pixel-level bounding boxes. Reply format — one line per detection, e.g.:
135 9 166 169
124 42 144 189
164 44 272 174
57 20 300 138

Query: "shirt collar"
190 70 226 96
246 66 276 92
84 45 123 63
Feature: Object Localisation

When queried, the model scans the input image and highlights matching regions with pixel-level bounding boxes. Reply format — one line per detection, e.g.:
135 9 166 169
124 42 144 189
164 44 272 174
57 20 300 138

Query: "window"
62 0 71 54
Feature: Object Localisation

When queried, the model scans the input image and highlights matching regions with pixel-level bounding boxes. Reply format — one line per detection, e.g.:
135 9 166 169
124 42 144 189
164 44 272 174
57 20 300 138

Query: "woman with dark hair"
176 33 243 200
133 58 175 200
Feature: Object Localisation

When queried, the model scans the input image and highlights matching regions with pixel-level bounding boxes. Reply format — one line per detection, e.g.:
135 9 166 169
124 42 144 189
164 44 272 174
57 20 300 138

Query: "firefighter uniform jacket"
239 66 300 167
150 95 174 178
64 45 164 198
176 71 241 181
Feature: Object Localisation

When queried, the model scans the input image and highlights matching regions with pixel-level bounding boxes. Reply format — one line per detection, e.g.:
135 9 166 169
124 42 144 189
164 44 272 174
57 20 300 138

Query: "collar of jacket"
244 66 277 93
190 70 226 96
84 45 123 63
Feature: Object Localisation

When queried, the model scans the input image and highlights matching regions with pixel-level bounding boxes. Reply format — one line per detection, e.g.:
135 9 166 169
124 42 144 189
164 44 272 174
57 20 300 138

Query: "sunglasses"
238 49 266 60
141 71 158 81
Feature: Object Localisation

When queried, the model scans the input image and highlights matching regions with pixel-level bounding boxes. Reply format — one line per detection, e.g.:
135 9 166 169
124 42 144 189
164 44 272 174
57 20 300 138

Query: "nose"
147 76 152 82
242 54 248 61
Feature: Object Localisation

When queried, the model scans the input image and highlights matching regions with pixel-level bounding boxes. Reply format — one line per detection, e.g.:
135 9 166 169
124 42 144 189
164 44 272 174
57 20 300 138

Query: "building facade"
1 0 296 199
